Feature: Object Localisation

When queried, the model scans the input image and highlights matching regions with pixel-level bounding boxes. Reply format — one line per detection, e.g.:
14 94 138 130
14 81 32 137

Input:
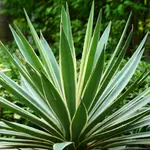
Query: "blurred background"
1 0 150 57
0 0 150 121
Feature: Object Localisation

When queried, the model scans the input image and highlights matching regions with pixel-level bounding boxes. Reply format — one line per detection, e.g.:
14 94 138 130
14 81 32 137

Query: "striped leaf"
0 3 149 150
59 28 76 118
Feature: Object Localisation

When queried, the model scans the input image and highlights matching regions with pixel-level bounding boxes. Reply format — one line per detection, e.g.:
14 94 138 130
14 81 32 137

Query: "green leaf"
11 24 43 71
129 116 150 131
81 48 104 110
101 131 150 146
71 103 87 143
60 28 76 118
41 73 70 139
0 42 44 98
3 120 63 143
0 96 62 138
61 4 75 58
77 2 94 104
103 139 150 149
40 34 62 91
80 108 150 147
23 62 44 95
0 42 30 79
81 33 147 139
20 75 59 125
0 137 52 147
91 49 144 123
103 12 132 78
53 142 73 150
88 70 150 132
0 142 52 149
0 129 54 143
80 9 102 90
93 21 111 68
90 28 133 110
24 9 60 90
88 49 144 130
90 32 148 119
0 4 150 150
0 72 62 135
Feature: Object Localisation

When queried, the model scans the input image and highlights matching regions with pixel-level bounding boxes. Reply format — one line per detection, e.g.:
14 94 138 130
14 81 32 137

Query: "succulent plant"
0 2 150 150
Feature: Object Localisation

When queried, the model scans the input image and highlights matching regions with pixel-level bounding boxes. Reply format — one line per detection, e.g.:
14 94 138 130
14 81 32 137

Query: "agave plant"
0 2 150 150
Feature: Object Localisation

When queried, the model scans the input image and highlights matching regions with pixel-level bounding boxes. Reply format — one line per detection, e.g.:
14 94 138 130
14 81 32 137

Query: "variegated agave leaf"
0 2 150 150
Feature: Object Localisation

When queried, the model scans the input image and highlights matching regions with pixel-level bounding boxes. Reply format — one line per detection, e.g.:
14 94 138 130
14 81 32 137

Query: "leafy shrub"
2 0 150 57
0 2 150 150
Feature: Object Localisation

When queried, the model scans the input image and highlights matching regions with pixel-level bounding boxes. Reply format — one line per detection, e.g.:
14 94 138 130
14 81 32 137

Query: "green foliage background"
1 0 150 121
2 0 150 56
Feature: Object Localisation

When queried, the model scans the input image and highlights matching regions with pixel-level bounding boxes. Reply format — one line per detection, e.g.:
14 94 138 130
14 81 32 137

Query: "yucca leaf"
80 22 111 112
93 21 111 68
24 10 61 91
23 9 45 61
96 108 150 138
90 49 144 124
24 62 44 94
0 129 35 137
0 72 62 135
80 9 102 91
121 148 149 150
77 2 94 104
23 9 46 60
0 129 56 143
0 3 150 150
0 142 52 149
87 62 143 134
0 122 11 130
81 48 144 139
104 112 150 136
20 75 56 120
90 28 133 111
87 72 150 136
129 117 150 131
81 48 104 110
79 108 150 148
0 130 58 149
99 131 150 146
89 33 148 120
0 96 62 138
53 142 73 150
61 4 77 103
3 120 63 143
101 109 150 138
88 110 150 141
0 71 43 113
103 139 150 149
41 72 70 138
93 32 148 108
106 95 150 129
40 34 62 91
89 112 148 143
0 138 52 145
61 4 75 58
109 87 150 125
0 137 52 149
71 102 87 143
103 12 132 78
0 72 46 115
60 28 76 118
99 70 150 119
0 42 30 77
0 42 44 98
10 25 43 71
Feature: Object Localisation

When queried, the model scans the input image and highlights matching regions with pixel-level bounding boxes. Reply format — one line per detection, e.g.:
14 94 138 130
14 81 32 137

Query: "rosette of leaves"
0 2 150 150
